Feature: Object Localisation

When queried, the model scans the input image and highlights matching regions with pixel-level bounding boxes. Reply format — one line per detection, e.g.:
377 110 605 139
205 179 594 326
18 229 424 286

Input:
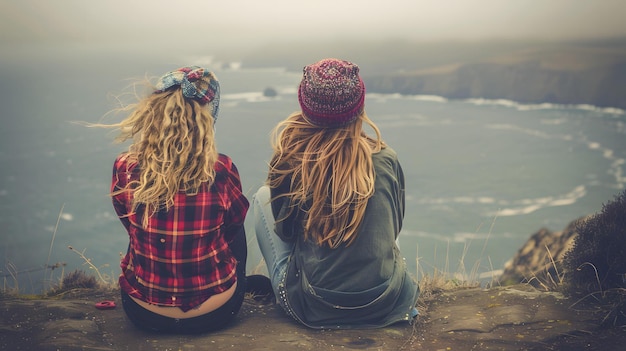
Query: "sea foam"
491 185 587 217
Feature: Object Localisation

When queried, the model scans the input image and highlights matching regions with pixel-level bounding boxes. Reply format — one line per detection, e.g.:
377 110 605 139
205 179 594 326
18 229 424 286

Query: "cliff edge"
1 283 624 350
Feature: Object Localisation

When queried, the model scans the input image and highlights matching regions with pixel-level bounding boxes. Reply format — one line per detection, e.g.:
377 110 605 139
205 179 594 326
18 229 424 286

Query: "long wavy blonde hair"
268 111 385 248
107 88 218 225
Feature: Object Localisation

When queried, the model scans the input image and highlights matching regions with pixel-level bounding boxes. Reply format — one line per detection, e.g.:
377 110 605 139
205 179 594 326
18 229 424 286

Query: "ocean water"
1 49 625 292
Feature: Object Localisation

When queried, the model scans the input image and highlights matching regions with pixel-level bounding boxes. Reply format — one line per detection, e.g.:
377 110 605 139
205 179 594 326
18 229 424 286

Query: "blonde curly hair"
108 87 218 225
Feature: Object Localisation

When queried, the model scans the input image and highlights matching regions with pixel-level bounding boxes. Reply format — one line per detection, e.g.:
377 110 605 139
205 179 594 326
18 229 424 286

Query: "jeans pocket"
301 270 391 310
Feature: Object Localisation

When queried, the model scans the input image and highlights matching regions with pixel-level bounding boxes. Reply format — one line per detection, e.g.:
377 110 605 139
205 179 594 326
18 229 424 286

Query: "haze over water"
1 0 626 292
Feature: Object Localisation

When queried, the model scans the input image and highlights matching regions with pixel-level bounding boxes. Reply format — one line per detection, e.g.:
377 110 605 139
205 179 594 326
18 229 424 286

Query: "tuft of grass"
46 269 98 296
415 215 499 299
67 246 115 288
523 244 566 292
415 239 486 301
562 189 626 327
417 268 479 300
2 261 19 294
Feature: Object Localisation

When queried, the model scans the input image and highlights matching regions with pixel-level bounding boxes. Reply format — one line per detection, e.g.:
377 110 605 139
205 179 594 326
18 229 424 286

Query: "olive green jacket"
272 146 419 329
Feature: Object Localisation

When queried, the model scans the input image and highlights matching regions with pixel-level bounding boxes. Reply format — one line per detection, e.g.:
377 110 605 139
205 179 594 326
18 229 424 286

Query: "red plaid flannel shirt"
112 153 249 311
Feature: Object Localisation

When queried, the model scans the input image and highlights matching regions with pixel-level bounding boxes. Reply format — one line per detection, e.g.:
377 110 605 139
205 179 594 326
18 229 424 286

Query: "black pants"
120 226 248 334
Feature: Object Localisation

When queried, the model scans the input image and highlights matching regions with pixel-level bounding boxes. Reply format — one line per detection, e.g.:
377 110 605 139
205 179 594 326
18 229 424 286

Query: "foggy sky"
1 0 625 50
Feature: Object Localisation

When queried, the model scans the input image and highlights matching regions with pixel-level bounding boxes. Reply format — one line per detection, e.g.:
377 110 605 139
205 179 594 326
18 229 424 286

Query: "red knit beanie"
298 58 365 128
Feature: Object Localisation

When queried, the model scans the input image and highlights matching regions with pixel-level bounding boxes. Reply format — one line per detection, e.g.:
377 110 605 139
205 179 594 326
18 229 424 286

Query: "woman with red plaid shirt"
106 66 249 334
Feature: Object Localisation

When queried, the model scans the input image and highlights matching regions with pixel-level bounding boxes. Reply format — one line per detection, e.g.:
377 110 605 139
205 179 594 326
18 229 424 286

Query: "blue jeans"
252 186 293 304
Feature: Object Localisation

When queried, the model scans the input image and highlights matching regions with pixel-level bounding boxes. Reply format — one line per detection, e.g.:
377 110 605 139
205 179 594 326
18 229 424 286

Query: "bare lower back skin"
129 282 237 319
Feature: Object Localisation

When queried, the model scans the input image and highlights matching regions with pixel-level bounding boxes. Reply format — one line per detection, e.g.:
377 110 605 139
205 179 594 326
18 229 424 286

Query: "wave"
461 98 624 116
417 196 498 206
369 93 624 116
401 229 516 244
340 90 625 115
409 95 449 103
583 142 625 189
222 92 265 101
571 104 625 115
368 93 448 103
490 185 587 217
414 185 588 217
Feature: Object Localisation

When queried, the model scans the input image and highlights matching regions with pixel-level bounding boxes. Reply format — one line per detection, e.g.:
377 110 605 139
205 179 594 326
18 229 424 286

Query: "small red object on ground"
95 300 116 310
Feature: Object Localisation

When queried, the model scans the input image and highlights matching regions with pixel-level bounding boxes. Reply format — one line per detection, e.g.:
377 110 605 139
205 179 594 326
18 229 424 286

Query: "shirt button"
160 238 166 243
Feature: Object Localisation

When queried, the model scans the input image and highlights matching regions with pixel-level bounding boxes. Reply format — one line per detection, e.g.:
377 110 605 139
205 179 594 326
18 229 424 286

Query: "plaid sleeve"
217 155 249 241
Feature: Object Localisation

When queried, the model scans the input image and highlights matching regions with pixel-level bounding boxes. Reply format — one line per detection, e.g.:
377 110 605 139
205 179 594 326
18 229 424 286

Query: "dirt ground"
1 284 625 351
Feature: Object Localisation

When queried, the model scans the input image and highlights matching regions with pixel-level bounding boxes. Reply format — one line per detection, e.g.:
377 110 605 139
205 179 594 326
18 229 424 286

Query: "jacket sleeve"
270 173 302 243
395 159 406 235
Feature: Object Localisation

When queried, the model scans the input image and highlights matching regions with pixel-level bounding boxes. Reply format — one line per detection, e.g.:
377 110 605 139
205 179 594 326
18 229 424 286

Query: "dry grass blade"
44 203 65 293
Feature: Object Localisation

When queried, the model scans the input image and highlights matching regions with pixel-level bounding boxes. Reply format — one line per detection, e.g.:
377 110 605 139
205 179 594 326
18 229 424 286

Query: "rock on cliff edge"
498 217 587 288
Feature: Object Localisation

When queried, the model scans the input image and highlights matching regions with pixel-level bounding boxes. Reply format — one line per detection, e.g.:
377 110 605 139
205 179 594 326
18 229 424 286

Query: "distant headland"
241 38 626 110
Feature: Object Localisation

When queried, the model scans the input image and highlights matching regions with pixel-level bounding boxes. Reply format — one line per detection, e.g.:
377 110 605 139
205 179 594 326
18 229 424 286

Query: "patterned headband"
155 66 220 121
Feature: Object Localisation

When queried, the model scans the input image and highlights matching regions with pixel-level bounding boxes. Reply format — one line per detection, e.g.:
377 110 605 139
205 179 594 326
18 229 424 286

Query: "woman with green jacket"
253 58 419 329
